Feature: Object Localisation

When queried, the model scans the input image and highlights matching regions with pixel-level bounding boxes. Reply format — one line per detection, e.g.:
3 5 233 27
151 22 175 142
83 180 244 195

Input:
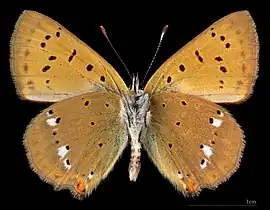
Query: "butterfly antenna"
100 26 132 79
142 25 169 85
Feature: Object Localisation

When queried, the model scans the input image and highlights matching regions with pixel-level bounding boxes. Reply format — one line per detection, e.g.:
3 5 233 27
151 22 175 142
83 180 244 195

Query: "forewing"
144 11 258 104
10 10 128 102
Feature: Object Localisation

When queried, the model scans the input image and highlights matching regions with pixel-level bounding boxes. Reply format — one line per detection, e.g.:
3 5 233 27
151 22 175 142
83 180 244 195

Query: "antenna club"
160 24 168 41
100 25 109 39
163 25 169 33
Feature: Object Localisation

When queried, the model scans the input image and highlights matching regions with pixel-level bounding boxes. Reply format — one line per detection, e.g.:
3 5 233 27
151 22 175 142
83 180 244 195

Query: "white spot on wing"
200 159 209 169
63 158 71 170
212 118 223 127
46 118 57 126
57 145 69 159
178 172 184 180
88 172 94 180
202 145 214 158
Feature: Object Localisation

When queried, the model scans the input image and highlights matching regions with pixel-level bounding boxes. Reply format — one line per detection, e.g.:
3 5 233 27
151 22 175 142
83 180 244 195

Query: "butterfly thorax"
120 76 151 181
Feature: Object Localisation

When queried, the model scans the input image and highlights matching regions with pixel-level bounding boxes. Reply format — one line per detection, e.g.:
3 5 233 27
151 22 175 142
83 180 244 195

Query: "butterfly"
10 10 259 199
